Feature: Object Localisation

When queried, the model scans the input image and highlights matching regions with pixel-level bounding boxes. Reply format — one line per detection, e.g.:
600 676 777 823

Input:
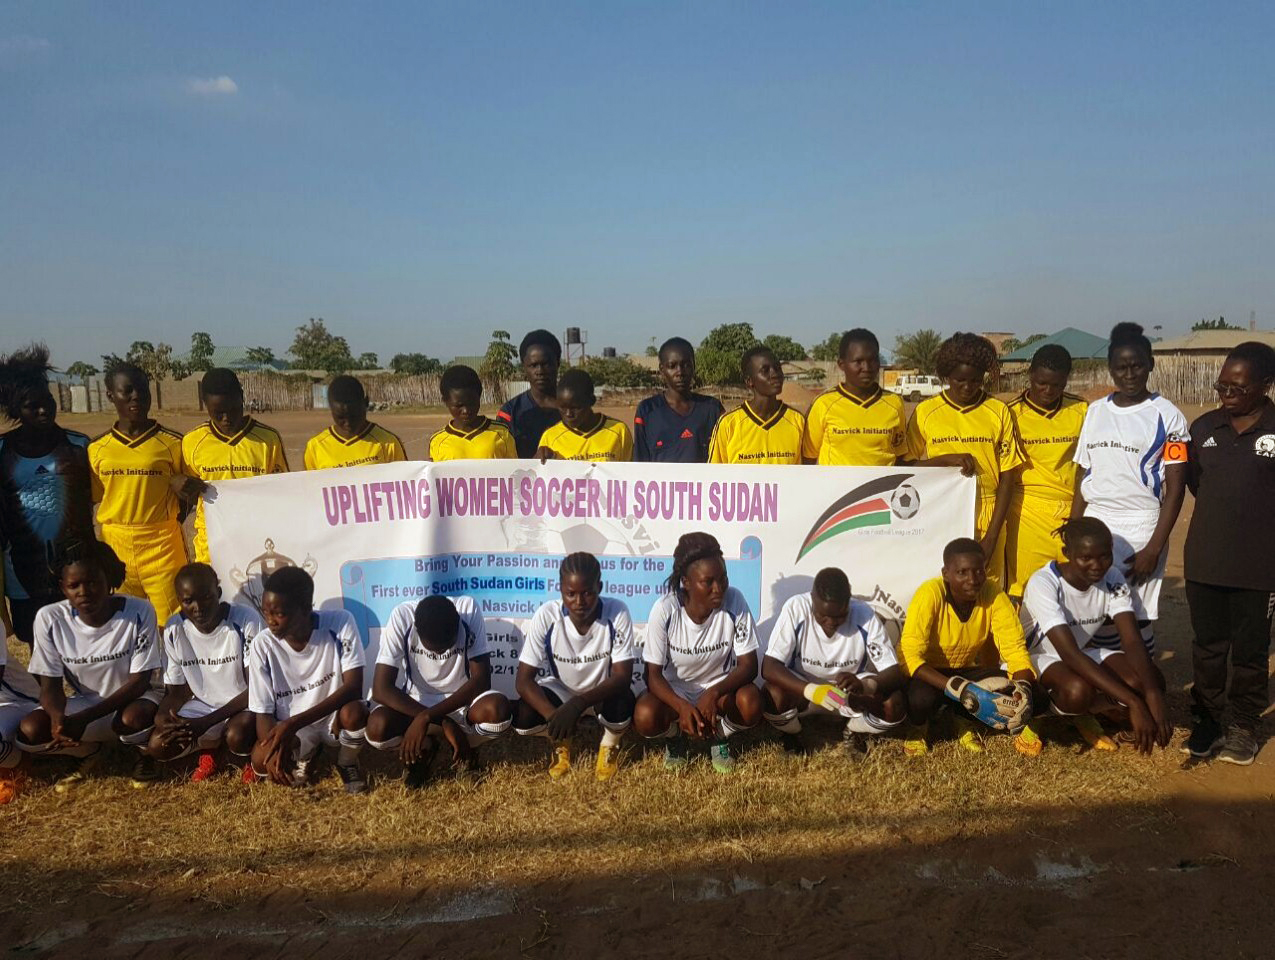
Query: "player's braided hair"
838 329 879 359
1029 344 1072 375
1107 322 1153 364
559 552 602 586
813 567 851 604
262 565 314 612
48 538 127 591
935 333 999 378
0 342 53 421
1054 517 1113 556
1225 341 1275 384
665 532 724 595
414 595 461 647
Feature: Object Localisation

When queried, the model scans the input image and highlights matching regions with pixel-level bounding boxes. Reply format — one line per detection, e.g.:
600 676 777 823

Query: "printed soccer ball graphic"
890 483 921 520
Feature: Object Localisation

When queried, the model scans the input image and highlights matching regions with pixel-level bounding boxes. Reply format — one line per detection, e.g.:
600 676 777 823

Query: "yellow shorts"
976 497 1007 591
1004 496 1070 599
100 521 189 623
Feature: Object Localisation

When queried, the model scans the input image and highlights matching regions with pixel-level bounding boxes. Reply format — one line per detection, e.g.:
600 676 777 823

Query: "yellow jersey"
899 576 1033 676
802 385 907 466
428 418 517 461
905 392 1025 500
304 423 406 470
708 402 806 465
539 416 633 463
1006 392 1087 502
89 423 184 526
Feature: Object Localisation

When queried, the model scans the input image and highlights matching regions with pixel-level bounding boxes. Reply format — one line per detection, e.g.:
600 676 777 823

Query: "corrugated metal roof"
1000 327 1110 362
1151 330 1275 353
175 346 288 371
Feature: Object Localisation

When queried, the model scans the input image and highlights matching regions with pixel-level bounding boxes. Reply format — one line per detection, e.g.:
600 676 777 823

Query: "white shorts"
369 689 510 749
1086 510 1162 630
1029 638 1156 677
65 689 164 744
0 699 38 768
161 698 249 759
771 670 901 732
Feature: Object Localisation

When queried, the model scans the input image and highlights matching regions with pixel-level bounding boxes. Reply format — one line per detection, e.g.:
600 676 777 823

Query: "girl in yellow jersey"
708 347 806 465
905 333 1024 589
88 363 188 622
428 366 517 461
1004 346 1088 601
304 376 406 470
537 370 632 463
803 329 906 466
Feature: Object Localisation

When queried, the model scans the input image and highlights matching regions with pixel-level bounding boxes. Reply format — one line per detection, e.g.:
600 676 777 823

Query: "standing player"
634 533 763 773
1005 346 1088 601
1182 341 1275 764
181 368 289 564
367 594 512 787
906 333 1024 589
429 365 517 461
634 338 724 463
148 563 263 781
498 330 562 458
89 362 188 622
513 553 636 781
0 622 40 803
1020 518 1171 755
1073 323 1187 653
707 347 806 465
303 375 405 470
17 540 162 790
248 567 368 792
0 344 94 646
898 538 1036 756
536 370 633 462
762 568 906 755
803 329 907 466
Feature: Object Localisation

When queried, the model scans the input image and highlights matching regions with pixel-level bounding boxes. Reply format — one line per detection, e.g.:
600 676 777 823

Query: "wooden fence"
239 372 313 412
1148 355 1222 407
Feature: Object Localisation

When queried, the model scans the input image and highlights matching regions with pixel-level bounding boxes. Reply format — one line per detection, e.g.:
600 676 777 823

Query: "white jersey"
518 598 636 695
644 588 759 692
162 604 263 709
1021 562 1137 653
1075 394 1189 520
28 597 161 699
0 623 39 704
377 596 488 705
248 609 365 722
766 594 897 682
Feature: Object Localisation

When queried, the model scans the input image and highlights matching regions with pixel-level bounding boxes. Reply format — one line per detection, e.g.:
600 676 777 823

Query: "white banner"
204 461 975 693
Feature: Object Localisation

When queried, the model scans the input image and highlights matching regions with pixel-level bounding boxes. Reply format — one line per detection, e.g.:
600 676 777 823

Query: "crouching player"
634 533 763 774
17 540 163 790
367 594 512 788
0 622 40 802
1020 518 1171 755
514 553 637 782
899 538 1036 757
148 563 264 781
247 567 369 793
762 568 906 756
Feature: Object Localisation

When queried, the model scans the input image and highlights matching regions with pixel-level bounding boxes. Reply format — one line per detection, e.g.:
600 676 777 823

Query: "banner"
205 461 975 693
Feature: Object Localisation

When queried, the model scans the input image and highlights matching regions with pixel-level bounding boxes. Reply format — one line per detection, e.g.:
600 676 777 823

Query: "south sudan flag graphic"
795 474 913 561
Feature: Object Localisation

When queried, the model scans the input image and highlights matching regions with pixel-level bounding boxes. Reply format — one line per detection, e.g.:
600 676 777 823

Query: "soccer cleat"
190 751 218 783
54 770 87 793
335 760 367 795
130 754 160 789
1073 715 1118 751
902 724 929 757
1181 719 1225 758
291 755 314 786
548 744 571 780
595 744 620 782
954 718 985 754
780 732 806 755
710 740 736 774
663 736 689 771
843 730 870 759
1215 726 1259 766
1014 722 1043 758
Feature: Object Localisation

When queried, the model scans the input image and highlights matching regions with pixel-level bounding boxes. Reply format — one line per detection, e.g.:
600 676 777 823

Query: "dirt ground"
3 398 1273 960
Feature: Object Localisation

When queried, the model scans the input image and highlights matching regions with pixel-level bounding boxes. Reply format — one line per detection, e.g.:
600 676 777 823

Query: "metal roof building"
999 327 1110 363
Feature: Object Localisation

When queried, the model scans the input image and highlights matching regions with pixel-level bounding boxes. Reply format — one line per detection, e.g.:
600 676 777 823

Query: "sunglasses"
1213 382 1257 398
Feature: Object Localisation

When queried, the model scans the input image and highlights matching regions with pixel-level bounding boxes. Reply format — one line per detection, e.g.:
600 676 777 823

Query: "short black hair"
1055 517 1113 556
935 333 998 378
104 361 150 392
0 342 53 421
49 538 127 591
174 562 219 592
520 329 562 364
200 367 243 400
942 537 985 565
262 566 314 612
1030 344 1072 375
1107 323 1153 364
1225 341 1275 383
414 595 460 648
557 368 596 405
327 375 366 405
813 567 851 604
741 345 775 380
440 364 482 397
839 329 879 359
658 337 695 363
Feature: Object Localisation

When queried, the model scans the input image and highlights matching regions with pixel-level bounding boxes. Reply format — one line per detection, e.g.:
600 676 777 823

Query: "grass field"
2 403 1273 959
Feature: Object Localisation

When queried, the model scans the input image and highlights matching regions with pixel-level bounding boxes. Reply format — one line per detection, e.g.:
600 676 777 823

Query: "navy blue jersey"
497 390 562 459
633 393 724 463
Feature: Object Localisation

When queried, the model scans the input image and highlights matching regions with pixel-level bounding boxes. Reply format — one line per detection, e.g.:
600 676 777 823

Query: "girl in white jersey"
17 539 163 791
0 620 40 802
148 563 263 782
514 553 637 782
1021 518 1171 755
1073 323 1188 648
634 533 763 774
367 594 512 788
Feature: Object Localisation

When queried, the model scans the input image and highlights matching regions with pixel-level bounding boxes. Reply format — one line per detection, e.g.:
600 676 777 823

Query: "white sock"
764 711 802 734
600 728 623 749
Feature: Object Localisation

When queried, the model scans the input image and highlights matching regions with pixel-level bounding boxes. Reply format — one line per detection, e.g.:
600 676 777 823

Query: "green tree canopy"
1192 316 1242 331
289 318 356 374
390 352 443 376
762 334 807 362
809 333 842 362
892 329 944 374
245 346 277 367
188 332 215 372
577 356 659 389
480 330 518 402
65 361 98 383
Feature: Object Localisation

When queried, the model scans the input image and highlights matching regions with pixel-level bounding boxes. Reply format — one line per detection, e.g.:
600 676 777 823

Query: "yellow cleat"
902 723 929 757
1014 721 1044 758
1073 715 1118 751
548 744 571 780
595 745 620 782
955 717 985 753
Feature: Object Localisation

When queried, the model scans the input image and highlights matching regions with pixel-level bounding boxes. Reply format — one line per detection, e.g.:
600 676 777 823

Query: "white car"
894 374 944 402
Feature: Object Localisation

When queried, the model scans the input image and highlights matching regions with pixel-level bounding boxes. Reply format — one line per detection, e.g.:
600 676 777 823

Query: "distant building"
999 327 1110 364
1150 330 1275 358
981 332 1017 355
176 346 288 372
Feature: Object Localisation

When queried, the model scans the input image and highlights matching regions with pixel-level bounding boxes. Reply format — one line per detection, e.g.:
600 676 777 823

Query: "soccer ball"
890 483 920 520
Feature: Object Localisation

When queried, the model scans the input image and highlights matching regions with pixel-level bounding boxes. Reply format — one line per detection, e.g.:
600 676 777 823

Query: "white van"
894 374 944 402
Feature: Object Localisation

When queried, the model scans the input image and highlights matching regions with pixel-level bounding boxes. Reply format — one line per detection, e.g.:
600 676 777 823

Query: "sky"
2 2 1272 368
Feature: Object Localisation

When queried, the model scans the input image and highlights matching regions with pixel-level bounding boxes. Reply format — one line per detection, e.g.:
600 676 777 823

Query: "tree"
762 334 807 362
245 346 277 367
696 322 761 387
356 352 380 370
65 361 98 385
480 330 518 403
577 356 659 389
1000 332 1047 355
121 341 175 405
700 322 760 356
389 353 443 376
892 329 944 374
188 331 215 372
1192 316 1242 331
289 318 356 374
809 333 842 362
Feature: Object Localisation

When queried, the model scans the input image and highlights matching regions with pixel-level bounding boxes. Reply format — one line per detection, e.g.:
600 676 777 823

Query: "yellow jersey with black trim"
304 423 406 470
1007 392 1088 502
906 392 1025 499
428 418 517 461
802 385 907 466
89 423 184 526
708 402 805 465
899 577 1033 676
539 416 633 463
